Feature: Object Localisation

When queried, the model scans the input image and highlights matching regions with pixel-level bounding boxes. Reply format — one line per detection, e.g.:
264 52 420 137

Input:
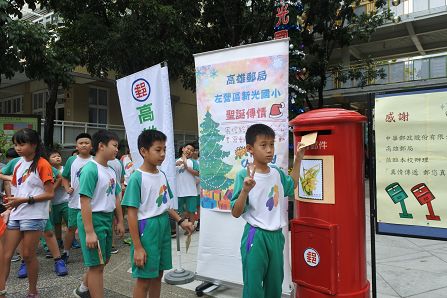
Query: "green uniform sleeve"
230 169 248 211
78 161 98 199
191 159 199 171
115 180 122 195
52 167 60 179
120 160 125 177
62 156 76 179
121 171 142 208
272 165 295 197
1 157 20 175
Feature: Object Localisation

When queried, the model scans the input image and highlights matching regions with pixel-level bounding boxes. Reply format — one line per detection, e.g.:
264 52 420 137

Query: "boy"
191 143 201 231
61 133 93 262
107 157 125 253
121 129 194 298
74 130 125 298
175 143 199 228
48 150 69 248
231 124 305 298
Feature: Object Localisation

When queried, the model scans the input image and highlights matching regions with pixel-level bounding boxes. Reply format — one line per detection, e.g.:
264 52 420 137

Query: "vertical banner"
194 39 292 294
117 64 176 206
375 88 447 239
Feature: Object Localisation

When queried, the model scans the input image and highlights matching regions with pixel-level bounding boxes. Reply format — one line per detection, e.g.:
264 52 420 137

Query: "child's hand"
181 220 194 235
66 187 74 195
115 221 125 237
296 142 306 160
176 160 184 166
133 247 147 268
4 197 26 209
86 231 98 249
242 164 256 193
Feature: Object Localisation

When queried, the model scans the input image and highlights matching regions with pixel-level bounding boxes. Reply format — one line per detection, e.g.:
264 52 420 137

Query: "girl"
0 129 55 298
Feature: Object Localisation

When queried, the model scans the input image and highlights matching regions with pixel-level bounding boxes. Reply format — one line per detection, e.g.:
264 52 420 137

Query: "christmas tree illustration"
199 110 234 196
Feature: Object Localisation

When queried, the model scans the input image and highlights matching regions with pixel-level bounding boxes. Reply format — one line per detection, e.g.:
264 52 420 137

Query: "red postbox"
289 108 369 298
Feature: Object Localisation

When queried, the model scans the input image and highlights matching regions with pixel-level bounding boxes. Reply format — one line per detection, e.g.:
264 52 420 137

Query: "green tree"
199 110 233 191
288 0 391 108
44 0 201 89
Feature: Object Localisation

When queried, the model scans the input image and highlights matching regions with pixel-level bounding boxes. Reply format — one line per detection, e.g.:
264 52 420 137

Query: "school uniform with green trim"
43 167 61 232
62 155 93 228
231 165 294 298
121 169 174 278
1 157 21 196
77 160 121 267
176 158 199 213
51 166 70 227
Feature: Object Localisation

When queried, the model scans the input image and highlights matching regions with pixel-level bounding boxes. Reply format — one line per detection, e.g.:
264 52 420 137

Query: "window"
32 91 48 117
0 96 23 114
89 87 108 124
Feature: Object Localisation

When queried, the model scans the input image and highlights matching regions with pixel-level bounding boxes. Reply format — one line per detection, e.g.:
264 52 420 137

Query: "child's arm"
167 209 194 234
80 195 98 249
0 173 12 182
5 181 54 209
127 207 146 267
184 159 199 177
114 193 125 237
289 143 306 187
232 165 256 218
62 177 73 194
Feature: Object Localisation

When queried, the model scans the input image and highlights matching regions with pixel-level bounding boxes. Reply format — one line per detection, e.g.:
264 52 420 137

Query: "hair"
245 124 275 146
76 133 92 142
185 142 196 149
12 128 45 173
5 148 19 159
177 145 183 158
48 149 61 158
138 130 167 156
92 130 119 154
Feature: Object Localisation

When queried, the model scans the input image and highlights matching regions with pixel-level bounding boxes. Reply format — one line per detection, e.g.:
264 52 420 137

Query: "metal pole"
367 93 377 298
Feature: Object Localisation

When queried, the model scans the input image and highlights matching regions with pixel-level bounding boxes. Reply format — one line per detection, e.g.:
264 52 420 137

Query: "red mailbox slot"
290 108 369 298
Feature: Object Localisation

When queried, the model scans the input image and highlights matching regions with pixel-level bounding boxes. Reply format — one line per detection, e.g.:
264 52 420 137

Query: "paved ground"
5 180 447 297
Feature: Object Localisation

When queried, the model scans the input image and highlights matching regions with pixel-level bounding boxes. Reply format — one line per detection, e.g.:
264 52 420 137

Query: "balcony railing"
356 0 447 16
42 120 198 150
324 53 447 91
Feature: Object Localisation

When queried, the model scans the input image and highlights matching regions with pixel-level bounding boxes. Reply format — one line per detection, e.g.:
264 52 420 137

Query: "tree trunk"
318 81 324 109
44 82 59 149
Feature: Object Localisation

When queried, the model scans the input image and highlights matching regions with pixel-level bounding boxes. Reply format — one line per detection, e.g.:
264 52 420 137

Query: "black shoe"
73 286 90 298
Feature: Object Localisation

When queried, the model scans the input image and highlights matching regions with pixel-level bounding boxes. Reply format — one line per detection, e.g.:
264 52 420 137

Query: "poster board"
194 39 293 294
375 88 447 239
0 114 41 156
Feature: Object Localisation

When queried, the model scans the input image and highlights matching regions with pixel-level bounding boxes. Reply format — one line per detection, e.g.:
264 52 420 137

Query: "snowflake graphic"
210 68 218 79
195 67 206 79
271 56 285 69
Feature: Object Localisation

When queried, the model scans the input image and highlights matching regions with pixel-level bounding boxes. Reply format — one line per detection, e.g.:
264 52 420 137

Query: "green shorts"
68 207 79 229
240 223 284 298
131 212 172 279
52 202 69 226
77 211 114 267
178 196 198 213
44 214 54 232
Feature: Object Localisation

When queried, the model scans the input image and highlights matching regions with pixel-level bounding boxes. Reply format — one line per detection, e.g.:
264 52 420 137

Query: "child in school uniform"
0 128 56 298
61 133 93 262
74 130 125 298
175 143 200 228
122 129 194 298
231 124 305 298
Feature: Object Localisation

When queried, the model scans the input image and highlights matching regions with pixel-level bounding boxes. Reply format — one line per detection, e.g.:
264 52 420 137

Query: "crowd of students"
0 123 305 298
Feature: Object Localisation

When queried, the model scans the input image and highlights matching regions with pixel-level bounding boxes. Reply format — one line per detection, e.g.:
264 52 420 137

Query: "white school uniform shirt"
176 158 199 197
52 166 70 205
120 155 135 186
78 160 121 213
108 158 125 184
62 155 93 209
10 158 54 220
121 169 174 220
231 166 295 231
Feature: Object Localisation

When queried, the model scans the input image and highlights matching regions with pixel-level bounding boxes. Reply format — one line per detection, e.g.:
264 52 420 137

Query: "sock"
79 282 88 292
63 250 69 256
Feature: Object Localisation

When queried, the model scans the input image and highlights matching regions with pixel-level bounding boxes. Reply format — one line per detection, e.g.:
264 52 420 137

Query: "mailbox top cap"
289 108 366 126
